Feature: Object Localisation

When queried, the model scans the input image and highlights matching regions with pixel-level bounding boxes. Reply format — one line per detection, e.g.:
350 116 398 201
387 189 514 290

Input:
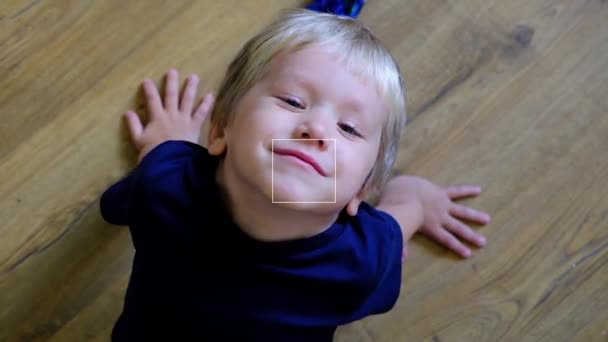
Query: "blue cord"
306 0 366 18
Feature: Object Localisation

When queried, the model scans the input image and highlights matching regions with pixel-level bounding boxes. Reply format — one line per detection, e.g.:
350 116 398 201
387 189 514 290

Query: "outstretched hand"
380 176 491 259
418 179 490 258
124 69 215 162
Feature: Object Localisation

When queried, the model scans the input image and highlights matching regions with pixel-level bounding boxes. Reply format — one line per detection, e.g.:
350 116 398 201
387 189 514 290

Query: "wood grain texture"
1 0 607 341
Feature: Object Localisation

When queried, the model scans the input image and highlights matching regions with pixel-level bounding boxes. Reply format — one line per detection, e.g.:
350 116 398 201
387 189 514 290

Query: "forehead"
264 45 388 124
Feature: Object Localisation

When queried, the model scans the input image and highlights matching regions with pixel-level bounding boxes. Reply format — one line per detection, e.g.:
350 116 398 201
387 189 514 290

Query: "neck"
216 159 339 242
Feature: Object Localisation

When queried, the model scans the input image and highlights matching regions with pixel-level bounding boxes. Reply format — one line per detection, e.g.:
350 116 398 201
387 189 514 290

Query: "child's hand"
380 176 491 258
124 69 215 162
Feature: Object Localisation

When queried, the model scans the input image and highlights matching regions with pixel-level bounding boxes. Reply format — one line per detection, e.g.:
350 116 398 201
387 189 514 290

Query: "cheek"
228 107 292 154
335 146 375 185
231 110 268 139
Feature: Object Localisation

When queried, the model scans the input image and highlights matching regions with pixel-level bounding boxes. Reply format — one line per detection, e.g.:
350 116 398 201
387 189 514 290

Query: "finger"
142 80 163 118
193 93 215 124
426 227 471 258
165 69 179 112
445 217 486 247
180 74 199 114
124 111 143 143
444 185 482 199
450 204 491 225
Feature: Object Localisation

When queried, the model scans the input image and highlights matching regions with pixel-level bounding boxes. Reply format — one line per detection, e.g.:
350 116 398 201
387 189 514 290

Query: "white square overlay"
271 139 337 203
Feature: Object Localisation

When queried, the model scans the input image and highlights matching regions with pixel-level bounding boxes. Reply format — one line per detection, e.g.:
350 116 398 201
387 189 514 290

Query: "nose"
293 119 330 150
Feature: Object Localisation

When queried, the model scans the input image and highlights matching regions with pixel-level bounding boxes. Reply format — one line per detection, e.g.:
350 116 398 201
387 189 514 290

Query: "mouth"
273 148 327 177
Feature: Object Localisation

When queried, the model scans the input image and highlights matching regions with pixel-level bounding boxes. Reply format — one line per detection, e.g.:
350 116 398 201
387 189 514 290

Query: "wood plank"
338 0 608 340
1 0 606 340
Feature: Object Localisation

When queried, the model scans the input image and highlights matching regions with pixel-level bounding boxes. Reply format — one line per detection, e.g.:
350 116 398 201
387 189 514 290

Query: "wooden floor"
1 0 607 341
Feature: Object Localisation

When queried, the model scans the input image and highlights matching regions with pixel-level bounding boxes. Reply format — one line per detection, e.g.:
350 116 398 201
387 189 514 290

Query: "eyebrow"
274 71 318 95
341 97 367 116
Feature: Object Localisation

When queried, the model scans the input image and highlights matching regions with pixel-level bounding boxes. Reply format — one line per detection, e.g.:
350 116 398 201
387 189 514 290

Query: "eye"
280 96 305 109
339 123 362 137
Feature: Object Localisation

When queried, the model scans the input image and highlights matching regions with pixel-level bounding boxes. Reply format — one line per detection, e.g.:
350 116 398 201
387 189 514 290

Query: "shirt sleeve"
346 203 403 319
99 169 137 226
360 206 404 315
99 140 210 227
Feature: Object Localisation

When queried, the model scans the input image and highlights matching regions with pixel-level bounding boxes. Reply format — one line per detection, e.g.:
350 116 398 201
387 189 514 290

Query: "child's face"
210 45 387 214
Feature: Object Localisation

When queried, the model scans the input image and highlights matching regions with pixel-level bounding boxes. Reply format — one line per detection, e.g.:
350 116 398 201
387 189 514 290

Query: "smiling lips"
273 148 328 176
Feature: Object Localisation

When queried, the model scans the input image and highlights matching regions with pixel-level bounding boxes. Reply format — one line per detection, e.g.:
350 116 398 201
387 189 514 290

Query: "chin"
271 183 335 205
273 200 344 216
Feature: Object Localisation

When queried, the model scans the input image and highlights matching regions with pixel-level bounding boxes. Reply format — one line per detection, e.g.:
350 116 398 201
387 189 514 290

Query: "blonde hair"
210 8 407 197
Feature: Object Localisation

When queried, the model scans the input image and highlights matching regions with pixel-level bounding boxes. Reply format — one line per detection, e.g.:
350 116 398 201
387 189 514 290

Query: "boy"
101 9 490 341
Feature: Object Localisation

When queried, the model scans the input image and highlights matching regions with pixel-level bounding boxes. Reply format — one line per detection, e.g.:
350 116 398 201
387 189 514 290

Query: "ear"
345 186 368 216
207 124 227 156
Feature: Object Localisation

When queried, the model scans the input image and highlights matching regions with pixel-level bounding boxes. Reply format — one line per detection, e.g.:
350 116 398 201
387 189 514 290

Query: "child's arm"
100 69 214 226
124 69 214 163
377 175 491 258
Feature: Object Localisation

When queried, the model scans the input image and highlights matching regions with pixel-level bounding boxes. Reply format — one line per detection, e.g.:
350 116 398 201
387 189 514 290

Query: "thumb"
193 93 215 125
124 111 143 143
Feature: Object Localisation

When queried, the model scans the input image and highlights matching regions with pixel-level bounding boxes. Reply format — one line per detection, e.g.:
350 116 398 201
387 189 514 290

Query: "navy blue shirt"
100 140 403 341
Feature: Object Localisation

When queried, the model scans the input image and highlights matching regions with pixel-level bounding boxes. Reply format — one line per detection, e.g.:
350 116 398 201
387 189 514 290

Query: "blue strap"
306 0 366 18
